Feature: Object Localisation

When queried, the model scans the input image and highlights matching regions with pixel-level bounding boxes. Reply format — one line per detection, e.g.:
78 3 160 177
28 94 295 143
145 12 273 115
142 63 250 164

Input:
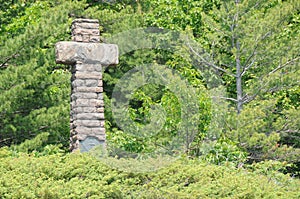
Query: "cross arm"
55 41 118 65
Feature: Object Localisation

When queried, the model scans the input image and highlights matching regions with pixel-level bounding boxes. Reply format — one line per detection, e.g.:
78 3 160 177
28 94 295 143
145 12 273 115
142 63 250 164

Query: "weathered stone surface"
74 64 102 72
73 107 97 113
71 19 100 43
85 79 99 87
72 29 100 36
72 80 102 89
72 18 99 24
55 42 119 65
72 79 85 87
74 72 102 80
75 99 104 107
97 93 103 100
75 127 105 136
71 92 98 100
74 120 105 127
72 107 104 114
97 107 105 113
74 87 103 93
75 113 105 120
72 22 99 30
72 35 100 43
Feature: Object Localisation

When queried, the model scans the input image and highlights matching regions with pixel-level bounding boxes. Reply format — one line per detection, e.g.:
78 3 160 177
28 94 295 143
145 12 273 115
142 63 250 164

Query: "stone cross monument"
55 19 118 152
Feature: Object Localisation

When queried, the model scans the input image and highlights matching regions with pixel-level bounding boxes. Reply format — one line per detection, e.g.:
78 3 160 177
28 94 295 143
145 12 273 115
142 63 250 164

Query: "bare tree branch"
242 79 299 105
241 31 272 76
268 56 300 76
0 52 20 68
212 96 238 102
186 41 236 77
241 58 255 76
239 0 266 17
280 129 299 134
0 44 27 69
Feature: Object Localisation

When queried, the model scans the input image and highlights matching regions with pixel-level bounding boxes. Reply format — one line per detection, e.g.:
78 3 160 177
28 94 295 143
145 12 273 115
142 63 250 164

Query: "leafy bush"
0 148 299 198
198 138 247 165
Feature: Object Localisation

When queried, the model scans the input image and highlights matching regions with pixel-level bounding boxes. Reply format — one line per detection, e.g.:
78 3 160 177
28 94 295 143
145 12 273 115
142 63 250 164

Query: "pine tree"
0 1 87 147
186 0 300 162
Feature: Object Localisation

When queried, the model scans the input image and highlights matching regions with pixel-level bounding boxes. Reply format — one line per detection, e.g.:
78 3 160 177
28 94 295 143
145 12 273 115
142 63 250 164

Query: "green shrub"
0 150 299 198
10 132 49 153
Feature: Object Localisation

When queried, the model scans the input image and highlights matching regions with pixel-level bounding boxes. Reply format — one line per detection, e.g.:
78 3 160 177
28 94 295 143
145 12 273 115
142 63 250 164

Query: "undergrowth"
0 147 299 198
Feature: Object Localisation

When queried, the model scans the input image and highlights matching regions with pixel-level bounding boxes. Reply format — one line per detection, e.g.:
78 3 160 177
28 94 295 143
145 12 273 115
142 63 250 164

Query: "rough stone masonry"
55 19 118 152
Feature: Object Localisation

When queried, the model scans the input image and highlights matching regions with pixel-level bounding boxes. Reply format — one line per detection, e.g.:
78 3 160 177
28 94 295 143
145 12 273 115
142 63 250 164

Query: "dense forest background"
0 0 299 198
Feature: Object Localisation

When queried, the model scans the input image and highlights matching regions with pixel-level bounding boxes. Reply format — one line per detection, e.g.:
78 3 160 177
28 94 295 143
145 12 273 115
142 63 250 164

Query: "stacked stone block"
55 19 118 152
70 63 105 151
71 19 100 43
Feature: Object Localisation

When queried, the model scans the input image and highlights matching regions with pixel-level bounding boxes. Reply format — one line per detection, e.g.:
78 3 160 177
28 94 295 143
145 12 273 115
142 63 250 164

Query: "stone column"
55 19 118 152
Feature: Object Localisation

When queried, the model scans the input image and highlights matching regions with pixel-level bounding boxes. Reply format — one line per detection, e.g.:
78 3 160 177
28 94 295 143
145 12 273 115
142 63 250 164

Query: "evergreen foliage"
0 0 86 147
0 150 299 198
0 0 299 194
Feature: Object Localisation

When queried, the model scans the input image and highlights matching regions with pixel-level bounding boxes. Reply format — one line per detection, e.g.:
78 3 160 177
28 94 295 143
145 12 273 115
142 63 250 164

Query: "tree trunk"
235 0 242 114
236 41 243 114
